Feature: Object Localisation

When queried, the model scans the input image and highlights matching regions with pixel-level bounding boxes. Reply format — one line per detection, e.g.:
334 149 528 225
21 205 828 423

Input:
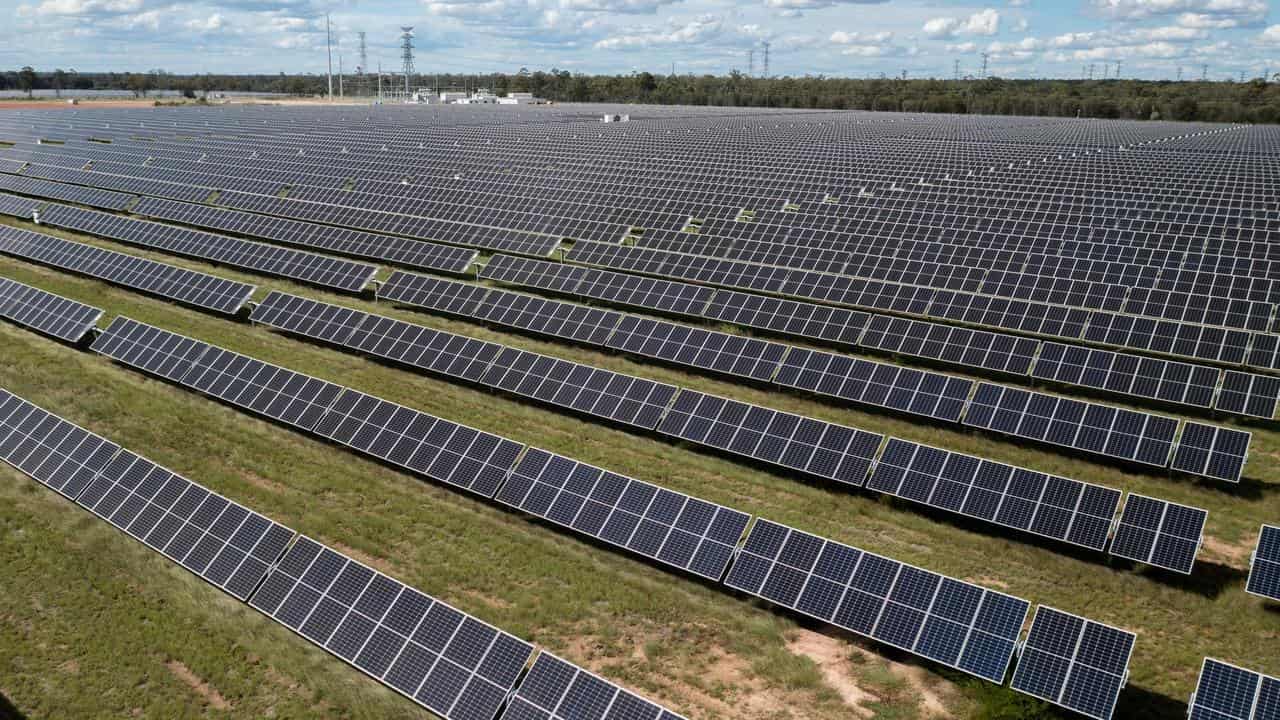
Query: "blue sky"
0 0 1276 80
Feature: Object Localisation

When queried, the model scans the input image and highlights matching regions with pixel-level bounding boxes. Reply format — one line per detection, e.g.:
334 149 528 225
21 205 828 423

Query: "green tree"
52 68 66 98
18 66 36 98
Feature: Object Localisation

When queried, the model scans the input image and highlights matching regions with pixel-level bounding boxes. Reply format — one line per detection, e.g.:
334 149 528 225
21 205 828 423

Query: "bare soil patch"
166 660 232 710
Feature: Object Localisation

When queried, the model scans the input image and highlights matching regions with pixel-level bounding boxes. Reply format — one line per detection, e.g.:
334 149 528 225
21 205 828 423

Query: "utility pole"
377 62 382 103
358 32 367 75
1176 66 1182 81
1241 70 1246 83
954 59 960 81
980 52 988 78
1202 64 1208 81
762 41 770 79
325 13 333 101
1102 62 1108 80
748 48 755 77
1114 59 1121 79
338 52 344 98
1088 63 1094 80
901 68 908 80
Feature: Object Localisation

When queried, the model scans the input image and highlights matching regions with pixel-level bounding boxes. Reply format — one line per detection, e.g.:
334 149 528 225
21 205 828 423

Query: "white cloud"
923 8 1000 38
763 0 887 11
185 13 224 32
1092 0 1266 25
594 14 722 49
17 0 143 16
1262 24 1280 43
830 30 892 44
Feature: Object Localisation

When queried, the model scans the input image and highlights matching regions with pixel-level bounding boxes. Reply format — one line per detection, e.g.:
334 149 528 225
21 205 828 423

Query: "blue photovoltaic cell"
0 389 121 500
76 449 294 600
1010 606 1136 720
501 651 687 720
1246 524 1280 602
1108 494 1206 574
1189 658 1279 720
723 518 1029 684
494 447 749 580
866 438 1121 551
250 536 534 720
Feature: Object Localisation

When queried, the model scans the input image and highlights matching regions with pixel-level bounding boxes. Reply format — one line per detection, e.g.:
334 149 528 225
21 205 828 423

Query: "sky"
0 0 1277 81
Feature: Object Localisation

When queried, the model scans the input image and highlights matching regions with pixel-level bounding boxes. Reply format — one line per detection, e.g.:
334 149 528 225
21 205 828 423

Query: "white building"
497 92 547 105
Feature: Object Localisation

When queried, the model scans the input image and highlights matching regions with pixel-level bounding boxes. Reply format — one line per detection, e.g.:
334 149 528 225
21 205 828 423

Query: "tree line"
5 66 1279 123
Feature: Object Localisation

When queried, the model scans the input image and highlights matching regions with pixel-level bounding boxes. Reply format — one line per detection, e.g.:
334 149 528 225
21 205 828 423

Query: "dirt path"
166 660 232 711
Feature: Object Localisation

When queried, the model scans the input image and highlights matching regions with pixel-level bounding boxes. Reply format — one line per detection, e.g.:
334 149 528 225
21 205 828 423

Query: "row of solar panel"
250 290 1214 572
248 290 885 489
0 377 1083 713
481 254 1280 420
0 275 103 343
0 387 687 720
0 224 256 315
378 271 976 424
374 271 1252 482
76 318 1048 693
1189 658 1279 720
0 192 378 293
555 242 1280 376
0 165 482 274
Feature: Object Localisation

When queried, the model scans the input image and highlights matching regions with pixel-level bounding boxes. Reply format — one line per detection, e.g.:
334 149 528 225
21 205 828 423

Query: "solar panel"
0 389 122 500
77 449 294 600
1245 524 1280 602
90 316 214 383
0 276 102 342
860 315 1038 375
962 383 1178 469
1215 371 1280 419
0 174 134 211
132 196 479 274
378 271 494 317
1009 606 1136 720
607 316 787 382
1170 422 1251 483
500 650 687 720
701 288 869 347
473 290 623 346
249 290 371 346
0 190 41 217
494 447 749 580
481 347 677 430
656 389 884 487
723 518 1030 683
37 203 378 293
1032 342 1218 409
1108 494 1206 574
1189 658 1279 720
774 348 974 423
0 224 256 314
250 536 534 720
182 345 346 432
312 389 523 498
867 438 1121 551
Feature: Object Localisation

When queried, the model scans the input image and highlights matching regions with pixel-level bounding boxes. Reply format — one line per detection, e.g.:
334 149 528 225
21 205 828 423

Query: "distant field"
1 217 1277 719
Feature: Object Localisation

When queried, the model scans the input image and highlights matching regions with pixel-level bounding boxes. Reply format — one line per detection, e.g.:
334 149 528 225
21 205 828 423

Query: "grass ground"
1 216 1277 719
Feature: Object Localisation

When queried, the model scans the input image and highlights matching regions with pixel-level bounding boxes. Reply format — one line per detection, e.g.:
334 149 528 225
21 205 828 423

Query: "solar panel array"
1246 524 1280 602
501 651 688 720
495 448 750 580
33 201 378 292
964 382 1179 468
0 388 121 500
251 291 885 487
0 224 255 314
1032 343 1218 409
1169 422 1252 483
1215 371 1280 420
1189 658 1280 720
1010 606 1136 720
76 449 295 600
0 275 102 342
867 438 1121 551
724 518 1031 684
0 383 685 720
1108 494 1207 574
251 536 535 720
